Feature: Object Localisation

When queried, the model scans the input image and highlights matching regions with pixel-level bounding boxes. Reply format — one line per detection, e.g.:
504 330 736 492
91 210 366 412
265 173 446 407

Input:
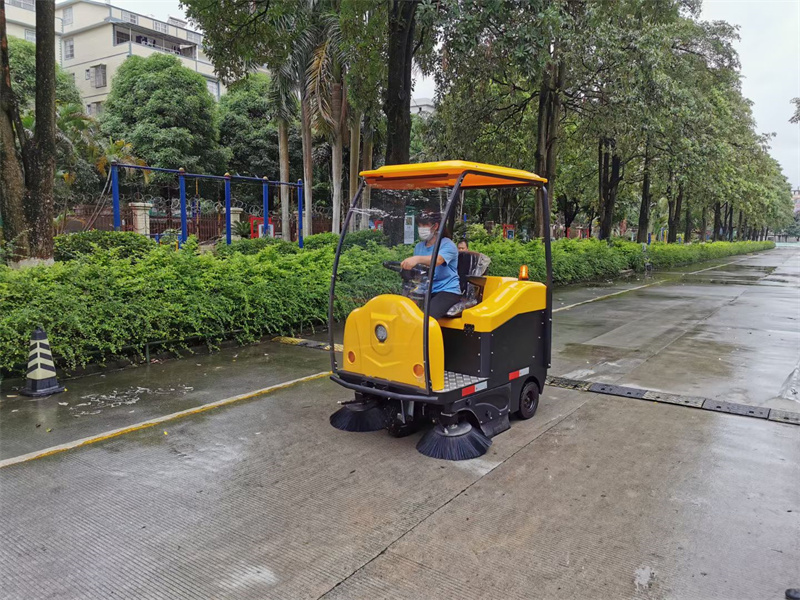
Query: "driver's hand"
400 256 419 270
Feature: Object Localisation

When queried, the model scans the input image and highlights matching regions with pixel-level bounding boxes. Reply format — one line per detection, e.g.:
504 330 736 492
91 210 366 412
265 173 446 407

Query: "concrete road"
552 247 800 411
1 246 798 599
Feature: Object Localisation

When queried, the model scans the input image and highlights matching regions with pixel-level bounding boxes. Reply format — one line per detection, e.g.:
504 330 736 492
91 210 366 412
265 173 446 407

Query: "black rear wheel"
516 381 540 419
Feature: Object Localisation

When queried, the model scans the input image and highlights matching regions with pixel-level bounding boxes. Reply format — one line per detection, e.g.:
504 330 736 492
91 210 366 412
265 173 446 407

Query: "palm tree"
268 68 298 241
272 22 317 239
307 11 348 233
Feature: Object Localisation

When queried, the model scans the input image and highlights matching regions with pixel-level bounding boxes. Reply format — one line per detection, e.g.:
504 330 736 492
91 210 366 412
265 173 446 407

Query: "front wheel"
516 381 540 419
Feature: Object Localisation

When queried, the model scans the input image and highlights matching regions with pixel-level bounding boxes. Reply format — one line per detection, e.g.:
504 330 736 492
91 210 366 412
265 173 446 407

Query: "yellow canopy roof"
359 160 547 190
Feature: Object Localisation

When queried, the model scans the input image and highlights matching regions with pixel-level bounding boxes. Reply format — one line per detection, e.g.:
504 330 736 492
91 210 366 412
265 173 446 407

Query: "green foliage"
53 231 156 261
0 237 773 374
464 223 496 244
7 35 82 109
219 73 280 178
303 229 388 250
214 236 290 257
99 54 229 173
630 240 775 270
233 220 252 239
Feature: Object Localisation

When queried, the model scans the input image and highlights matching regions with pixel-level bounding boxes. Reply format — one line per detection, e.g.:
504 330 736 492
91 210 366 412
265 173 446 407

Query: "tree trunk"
701 205 707 242
360 118 373 230
713 202 721 241
736 210 743 241
278 119 290 240
683 196 691 243
383 0 418 243
668 183 682 243
25 0 57 259
300 94 313 237
534 63 553 239
636 139 650 243
0 0 29 259
727 205 734 242
331 129 343 233
347 111 361 233
540 58 564 239
599 139 620 241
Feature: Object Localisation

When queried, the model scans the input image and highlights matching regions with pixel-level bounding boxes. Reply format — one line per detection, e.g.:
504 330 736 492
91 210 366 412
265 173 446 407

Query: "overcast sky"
113 0 800 188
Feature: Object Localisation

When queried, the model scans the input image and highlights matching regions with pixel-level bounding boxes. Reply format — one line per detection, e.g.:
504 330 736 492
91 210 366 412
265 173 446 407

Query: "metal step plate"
588 382 648 399
701 399 769 419
438 371 487 394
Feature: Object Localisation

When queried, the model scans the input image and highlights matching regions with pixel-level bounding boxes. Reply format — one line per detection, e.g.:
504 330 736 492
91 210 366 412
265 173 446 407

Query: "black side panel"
442 328 491 377
489 311 545 376
442 310 547 390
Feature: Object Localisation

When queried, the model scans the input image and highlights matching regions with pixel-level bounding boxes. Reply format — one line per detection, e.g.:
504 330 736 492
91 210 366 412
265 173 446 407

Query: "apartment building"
5 0 232 116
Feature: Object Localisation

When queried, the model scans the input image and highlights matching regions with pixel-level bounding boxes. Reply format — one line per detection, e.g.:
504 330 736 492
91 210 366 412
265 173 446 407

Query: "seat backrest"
457 251 491 293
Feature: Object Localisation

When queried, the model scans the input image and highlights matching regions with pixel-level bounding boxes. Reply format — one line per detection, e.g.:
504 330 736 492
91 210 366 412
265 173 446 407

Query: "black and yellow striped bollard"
21 327 65 398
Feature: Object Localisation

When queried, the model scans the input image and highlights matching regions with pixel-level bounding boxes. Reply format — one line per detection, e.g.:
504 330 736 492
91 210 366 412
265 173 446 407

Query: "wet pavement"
0 343 329 461
0 246 798 599
552 247 800 410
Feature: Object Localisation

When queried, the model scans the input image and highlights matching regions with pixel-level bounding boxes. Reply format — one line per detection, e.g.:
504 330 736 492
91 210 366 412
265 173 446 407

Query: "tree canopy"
7 35 81 109
99 53 228 173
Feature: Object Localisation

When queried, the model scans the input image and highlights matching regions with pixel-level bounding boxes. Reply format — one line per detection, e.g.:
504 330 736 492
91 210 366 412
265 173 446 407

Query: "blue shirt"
414 237 461 295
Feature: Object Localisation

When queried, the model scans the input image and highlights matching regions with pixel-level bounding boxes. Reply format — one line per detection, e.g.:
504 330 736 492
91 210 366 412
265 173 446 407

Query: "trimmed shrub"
0 237 773 374
54 230 156 261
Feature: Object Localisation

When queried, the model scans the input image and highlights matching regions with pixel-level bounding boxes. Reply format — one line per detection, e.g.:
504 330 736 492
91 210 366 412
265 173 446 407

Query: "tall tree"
0 0 29 257
0 0 58 261
307 11 347 233
100 54 228 173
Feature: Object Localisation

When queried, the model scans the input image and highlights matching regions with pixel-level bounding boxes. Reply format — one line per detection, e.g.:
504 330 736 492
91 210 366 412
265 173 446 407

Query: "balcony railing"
8 0 35 10
115 30 196 59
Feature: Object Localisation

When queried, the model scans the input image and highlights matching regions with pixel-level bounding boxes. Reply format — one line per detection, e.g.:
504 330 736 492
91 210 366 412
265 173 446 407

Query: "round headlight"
375 324 388 342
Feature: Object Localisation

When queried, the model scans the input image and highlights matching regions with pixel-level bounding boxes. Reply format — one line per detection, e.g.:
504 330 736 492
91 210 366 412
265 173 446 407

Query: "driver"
401 212 462 319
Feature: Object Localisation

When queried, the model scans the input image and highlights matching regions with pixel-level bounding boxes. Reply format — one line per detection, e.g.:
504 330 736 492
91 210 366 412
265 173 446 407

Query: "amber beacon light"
518 265 529 280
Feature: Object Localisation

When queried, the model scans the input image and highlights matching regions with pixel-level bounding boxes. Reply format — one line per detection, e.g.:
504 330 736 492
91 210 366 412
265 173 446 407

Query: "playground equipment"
328 161 553 461
109 162 303 246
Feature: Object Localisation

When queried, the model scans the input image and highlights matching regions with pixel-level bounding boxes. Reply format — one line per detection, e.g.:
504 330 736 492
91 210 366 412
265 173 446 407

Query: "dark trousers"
428 291 462 319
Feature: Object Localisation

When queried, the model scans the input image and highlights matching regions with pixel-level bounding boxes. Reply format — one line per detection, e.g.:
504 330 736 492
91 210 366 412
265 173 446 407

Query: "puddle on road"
70 384 195 417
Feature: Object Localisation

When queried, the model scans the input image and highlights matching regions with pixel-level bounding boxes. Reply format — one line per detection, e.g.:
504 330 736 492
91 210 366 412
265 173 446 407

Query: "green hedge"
54 230 156 261
0 236 773 374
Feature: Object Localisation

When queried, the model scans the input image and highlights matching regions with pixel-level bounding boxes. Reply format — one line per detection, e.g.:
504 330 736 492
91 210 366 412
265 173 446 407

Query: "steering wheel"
382 261 428 281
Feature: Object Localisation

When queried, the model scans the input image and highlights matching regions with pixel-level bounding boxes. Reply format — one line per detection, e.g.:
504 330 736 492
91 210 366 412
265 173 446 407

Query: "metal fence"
110 162 305 247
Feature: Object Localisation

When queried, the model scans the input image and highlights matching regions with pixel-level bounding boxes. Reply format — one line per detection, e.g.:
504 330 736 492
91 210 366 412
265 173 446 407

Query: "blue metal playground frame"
110 161 305 248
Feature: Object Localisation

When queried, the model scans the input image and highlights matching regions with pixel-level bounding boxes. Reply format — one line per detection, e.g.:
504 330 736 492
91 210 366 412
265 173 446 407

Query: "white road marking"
553 281 661 313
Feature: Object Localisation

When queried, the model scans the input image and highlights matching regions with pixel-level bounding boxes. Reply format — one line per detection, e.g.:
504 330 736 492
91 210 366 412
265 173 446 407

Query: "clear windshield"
332 186 458 317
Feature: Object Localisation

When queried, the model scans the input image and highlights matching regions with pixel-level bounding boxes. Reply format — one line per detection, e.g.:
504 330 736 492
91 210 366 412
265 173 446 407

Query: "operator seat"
447 251 491 317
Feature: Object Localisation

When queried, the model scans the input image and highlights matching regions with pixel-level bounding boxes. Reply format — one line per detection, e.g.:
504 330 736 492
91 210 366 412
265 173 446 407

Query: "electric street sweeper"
328 161 553 461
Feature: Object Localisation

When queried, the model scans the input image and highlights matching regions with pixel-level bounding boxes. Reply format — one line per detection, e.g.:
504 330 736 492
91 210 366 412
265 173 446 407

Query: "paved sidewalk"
1 378 797 599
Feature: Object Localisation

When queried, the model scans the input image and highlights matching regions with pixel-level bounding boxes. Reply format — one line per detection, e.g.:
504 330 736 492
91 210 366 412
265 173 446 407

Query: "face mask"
418 226 432 241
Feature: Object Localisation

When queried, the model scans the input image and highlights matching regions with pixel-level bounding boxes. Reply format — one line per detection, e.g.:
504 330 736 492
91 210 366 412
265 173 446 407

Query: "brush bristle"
329 403 388 432
416 424 492 461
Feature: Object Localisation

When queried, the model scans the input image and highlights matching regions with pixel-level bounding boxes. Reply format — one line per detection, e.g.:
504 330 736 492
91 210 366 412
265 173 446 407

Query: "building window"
121 10 138 25
63 6 73 25
206 79 219 98
91 65 107 88
85 68 90 80
63 38 74 60
24 29 36 43
153 20 168 34
8 0 35 11
187 31 202 44
115 28 131 45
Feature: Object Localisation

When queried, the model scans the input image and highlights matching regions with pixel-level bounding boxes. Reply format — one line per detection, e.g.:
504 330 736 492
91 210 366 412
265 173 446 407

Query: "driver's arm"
402 254 445 269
